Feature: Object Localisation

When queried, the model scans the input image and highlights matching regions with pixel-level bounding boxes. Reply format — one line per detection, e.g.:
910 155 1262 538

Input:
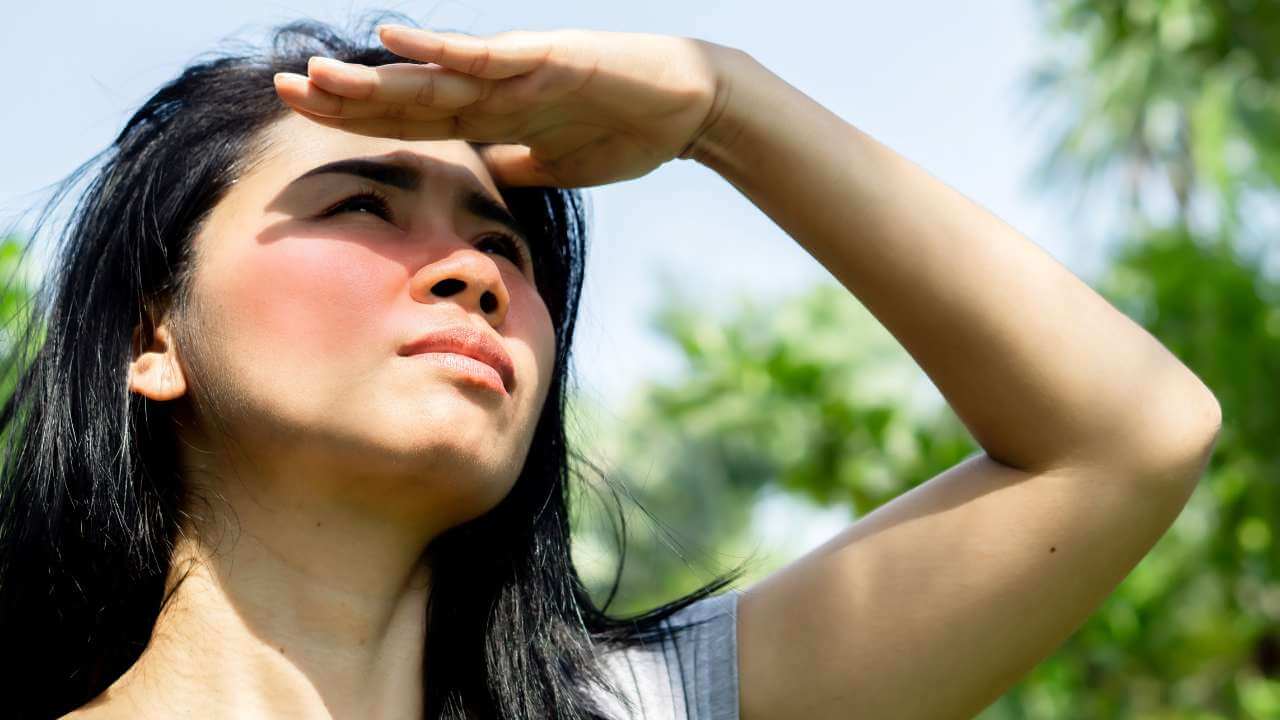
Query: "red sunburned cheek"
226 234 405 361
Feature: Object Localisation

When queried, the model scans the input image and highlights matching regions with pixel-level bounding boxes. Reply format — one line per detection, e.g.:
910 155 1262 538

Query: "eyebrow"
290 157 531 243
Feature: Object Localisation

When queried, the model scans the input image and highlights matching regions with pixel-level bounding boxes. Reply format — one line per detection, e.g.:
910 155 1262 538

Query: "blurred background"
2 1 1277 717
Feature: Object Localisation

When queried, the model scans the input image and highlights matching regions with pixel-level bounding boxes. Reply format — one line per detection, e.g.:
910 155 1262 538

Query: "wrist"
677 42 761 169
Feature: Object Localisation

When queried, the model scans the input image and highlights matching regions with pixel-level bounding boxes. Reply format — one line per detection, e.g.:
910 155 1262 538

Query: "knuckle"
415 72 436 106
469 46 491 76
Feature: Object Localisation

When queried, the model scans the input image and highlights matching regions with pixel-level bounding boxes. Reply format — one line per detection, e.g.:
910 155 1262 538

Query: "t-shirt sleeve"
590 590 741 720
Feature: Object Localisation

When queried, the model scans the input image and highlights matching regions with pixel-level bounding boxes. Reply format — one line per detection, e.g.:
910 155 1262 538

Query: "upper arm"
736 446 1216 720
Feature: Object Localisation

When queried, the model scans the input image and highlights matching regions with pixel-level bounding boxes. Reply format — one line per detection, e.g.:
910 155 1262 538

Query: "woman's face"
145 113 557 530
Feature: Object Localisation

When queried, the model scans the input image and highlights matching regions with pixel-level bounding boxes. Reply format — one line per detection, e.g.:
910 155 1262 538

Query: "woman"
1 13 1220 720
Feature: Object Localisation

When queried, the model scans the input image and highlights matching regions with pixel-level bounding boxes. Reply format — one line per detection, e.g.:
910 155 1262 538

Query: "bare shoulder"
737 451 1209 720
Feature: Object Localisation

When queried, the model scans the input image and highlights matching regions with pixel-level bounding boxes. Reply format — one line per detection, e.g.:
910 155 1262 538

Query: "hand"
273 25 736 188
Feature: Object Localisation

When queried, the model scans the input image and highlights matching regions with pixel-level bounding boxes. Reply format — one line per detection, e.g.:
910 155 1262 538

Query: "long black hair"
0 13 747 719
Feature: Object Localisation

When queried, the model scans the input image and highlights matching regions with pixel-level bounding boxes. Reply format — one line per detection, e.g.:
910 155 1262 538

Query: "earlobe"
127 321 187 401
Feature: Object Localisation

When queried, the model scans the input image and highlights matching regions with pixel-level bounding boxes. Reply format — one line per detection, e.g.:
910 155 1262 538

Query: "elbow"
1128 381 1222 488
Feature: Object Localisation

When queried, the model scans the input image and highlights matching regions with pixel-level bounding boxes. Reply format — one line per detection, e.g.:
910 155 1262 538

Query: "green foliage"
0 234 37 403
570 284 978 615
640 283 977 513
1026 0 1280 236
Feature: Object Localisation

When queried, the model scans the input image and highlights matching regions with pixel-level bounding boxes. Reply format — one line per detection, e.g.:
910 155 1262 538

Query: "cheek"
216 235 402 361
511 285 557 402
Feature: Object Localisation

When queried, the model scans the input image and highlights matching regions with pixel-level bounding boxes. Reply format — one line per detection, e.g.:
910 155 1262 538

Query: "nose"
409 246 511 328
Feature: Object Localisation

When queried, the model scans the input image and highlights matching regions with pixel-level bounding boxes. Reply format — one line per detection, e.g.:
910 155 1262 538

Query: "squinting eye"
319 191 393 221
477 233 531 272
317 192 532 275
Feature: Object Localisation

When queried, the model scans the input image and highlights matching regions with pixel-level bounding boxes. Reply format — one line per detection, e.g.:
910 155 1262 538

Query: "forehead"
246 112 499 196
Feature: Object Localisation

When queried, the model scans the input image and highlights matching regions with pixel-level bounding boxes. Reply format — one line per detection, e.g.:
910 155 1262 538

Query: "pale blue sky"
1 1 1108 554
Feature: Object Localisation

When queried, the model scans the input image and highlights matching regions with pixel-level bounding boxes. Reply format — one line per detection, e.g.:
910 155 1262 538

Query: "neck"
81 464 437 720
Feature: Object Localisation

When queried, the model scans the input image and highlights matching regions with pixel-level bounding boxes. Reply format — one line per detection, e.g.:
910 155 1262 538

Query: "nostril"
431 278 466 296
427 279 501 315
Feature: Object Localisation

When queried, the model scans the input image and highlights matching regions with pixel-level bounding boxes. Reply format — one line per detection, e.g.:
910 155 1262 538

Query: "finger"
274 72 342 113
275 72 458 121
467 62 585 116
306 57 494 111
284 106 460 141
284 105 530 145
476 144 562 187
376 25 555 79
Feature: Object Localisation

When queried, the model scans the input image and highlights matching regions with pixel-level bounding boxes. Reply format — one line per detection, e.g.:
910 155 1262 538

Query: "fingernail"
377 23 411 35
308 56 343 71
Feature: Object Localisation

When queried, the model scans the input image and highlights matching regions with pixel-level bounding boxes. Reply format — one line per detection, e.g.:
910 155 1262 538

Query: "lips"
397 325 516 394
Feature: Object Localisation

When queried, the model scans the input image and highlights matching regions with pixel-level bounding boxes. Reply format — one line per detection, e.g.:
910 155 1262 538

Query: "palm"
274 27 726 188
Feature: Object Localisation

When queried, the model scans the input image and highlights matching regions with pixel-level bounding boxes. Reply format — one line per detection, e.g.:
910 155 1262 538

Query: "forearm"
685 45 1221 476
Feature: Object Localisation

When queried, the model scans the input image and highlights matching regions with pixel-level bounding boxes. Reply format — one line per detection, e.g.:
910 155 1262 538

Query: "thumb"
477 144 562 188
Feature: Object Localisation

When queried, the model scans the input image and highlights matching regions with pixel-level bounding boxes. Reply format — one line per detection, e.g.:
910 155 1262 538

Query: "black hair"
0 13 747 719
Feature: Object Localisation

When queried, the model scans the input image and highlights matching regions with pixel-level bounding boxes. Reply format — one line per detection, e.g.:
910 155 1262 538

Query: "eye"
477 232 533 273
316 190 533 274
318 189 394 222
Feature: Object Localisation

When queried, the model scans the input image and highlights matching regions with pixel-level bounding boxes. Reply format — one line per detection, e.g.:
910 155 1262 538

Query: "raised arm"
681 47 1221 720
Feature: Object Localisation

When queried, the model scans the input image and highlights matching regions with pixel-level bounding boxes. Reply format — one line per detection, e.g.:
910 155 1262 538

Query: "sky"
0 0 1106 558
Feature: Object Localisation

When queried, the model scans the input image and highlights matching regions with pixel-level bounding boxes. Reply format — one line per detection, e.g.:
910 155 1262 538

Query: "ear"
128 315 187 401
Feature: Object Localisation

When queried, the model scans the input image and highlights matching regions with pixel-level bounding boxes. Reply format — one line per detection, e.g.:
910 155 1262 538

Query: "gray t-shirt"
589 590 741 720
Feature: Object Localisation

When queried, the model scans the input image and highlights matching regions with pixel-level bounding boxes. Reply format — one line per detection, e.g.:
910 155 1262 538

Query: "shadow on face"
133 114 560 531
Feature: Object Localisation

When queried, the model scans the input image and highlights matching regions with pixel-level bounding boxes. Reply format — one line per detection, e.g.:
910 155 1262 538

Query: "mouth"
408 351 510 397
397 325 516 396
